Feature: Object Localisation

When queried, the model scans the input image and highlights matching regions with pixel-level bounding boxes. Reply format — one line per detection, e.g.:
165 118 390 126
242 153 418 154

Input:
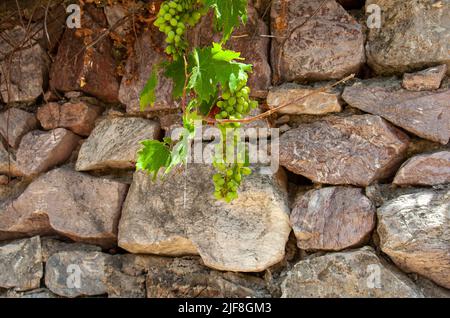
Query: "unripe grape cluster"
154 0 207 58
212 82 259 202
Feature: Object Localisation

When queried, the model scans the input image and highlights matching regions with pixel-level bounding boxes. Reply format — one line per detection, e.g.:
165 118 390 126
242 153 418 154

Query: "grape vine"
137 0 355 203
137 0 256 202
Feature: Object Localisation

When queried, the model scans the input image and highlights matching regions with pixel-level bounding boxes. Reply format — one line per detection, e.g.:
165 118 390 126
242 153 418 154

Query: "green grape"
222 92 231 100
164 13 172 20
228 97 236 106
220 111 228 118
176 27 184 35
242 167 252 175
174 35 181 43
167 30 175 39
170 18 178 26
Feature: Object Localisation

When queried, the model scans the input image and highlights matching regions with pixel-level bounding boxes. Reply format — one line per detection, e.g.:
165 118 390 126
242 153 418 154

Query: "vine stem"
205 74 355 124
181 54 190 112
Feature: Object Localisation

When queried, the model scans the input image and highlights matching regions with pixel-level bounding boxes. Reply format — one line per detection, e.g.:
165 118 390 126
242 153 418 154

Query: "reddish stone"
402 65 447 91
37 102 103 136
393 151 450 186
49 5 120 103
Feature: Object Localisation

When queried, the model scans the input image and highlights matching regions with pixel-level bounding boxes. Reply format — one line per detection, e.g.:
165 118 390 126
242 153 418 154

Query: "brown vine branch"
205 74 355 124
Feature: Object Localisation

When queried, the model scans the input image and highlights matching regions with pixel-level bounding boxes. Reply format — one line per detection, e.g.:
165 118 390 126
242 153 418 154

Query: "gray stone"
291 187 376 251
342 80 450 144
0 26 49 104
118 165 291 272
365 0 450 76
0 237 42 291
0 108 38 148
76 117 160 171
0 167 128 248
16 128 81 177
279 115 410 186
41 238 102 262
45 251 110 297
271 0 365 83
281 247 424 298
144 256 271 298
393 151 450 186
377 188 450 289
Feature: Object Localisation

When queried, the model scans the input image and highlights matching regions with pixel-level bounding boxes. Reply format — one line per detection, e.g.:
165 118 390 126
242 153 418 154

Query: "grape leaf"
164 58 187 98
188 42 252 102
206 0 248 42
136 140 171 180
139 64 159 111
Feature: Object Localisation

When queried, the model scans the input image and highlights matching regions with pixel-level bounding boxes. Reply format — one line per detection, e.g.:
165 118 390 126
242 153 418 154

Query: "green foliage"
188 43 252 102
205 0 248 42
137 0 256 203
136 140 171 180
139 64 159 110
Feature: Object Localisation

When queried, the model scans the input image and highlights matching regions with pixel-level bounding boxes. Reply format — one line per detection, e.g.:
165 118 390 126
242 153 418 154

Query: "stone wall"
0 0 449 298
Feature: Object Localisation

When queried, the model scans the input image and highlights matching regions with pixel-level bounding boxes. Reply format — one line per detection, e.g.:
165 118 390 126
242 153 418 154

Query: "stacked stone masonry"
0 0 449 298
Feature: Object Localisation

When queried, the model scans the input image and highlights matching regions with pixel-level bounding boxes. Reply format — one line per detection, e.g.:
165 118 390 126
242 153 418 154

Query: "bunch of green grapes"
214 82 258 124
154 0 207 58
212 82 259 202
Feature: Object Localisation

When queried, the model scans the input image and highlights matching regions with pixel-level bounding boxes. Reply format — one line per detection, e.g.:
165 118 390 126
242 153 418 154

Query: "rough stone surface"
118 164 291 272
412 275 450 298
0 108 38 148
365 0 450 75
377 188 450 289
41 238 102 262
365 183 432 208
0 142 21 176
144 256 271 298
37 102 104 136
393 151 450 186
281 247 424 298
45 251 110 297
119 29 177 113
16 128 81 177
76 117 160 171
49 5 120 102
279 115 410 186
0 26 49 104
104 4 131 37
291 187 376 251
403 65 448 91
0 167 128 248
3 288 59 298
267 83 342 115
0 237 42 291
270 0 365 83
342 80 450 144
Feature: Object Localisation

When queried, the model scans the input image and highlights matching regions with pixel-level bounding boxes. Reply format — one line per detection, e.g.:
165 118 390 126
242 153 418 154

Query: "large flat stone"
365 0 450 75
279 115 410 186
75 117 160 171
16 128 81 177
270 0 365 83
118 165 291 272
291 187 376 251
0 167 128 248
377 188 450 289
393 151 450 186
342 79 450 144
281 247 424 298
267 83 342 115
0 237 42 291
